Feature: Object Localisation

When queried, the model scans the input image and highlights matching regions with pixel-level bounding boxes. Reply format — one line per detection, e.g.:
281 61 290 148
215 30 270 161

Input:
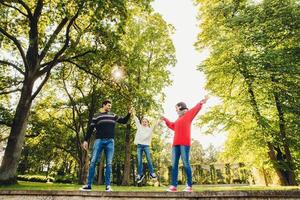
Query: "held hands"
200 95 209 104
129 106 134 114
129 107 135 115
82 141 88 151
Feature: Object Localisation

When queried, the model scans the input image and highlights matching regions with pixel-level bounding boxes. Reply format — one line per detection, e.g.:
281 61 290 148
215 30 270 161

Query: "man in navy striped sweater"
80 99 132 192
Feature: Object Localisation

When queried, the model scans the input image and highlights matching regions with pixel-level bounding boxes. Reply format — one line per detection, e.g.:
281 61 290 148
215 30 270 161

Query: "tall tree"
0 0 151 184
114 6 176 185
195 0 300 185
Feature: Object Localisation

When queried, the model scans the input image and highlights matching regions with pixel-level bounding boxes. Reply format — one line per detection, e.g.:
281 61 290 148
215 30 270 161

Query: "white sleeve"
133 115 141 129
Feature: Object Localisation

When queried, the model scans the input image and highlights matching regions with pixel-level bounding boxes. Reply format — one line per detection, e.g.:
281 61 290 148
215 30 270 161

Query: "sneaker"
166 185 177 192
137 174 145 183
135 175 140 181
105 185 113 192
183 186 192 192
80 185 92 191
149 173 157 179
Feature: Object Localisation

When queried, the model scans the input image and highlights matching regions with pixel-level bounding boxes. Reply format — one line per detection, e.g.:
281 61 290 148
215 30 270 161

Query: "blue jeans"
171 145 192 187
137 144 155 176
87 139 114 186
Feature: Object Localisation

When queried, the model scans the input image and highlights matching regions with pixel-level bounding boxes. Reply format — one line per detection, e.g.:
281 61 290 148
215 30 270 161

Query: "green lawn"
0 182 299 192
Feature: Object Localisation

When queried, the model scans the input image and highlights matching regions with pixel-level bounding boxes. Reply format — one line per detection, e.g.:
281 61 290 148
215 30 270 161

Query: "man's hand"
129 106 134 114
200 95 209 104
130 107 135 115
82 141 88 151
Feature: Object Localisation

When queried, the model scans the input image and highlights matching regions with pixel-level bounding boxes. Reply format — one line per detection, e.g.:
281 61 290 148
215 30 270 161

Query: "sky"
151 0 227 149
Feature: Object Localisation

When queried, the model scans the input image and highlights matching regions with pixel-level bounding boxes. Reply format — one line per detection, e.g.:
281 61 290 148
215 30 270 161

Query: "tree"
0 0 151 184
195 0 300 185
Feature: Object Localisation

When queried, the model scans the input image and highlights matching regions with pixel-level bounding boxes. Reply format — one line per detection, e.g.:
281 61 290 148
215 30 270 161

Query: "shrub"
17 175 54 183
53 175 74 183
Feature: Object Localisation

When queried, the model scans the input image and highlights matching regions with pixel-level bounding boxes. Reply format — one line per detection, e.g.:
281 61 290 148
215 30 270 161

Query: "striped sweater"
84 111 131 141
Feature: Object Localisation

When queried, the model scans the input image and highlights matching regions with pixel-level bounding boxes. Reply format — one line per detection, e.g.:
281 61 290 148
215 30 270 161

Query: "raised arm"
162 117 175 130
150 118 161 131
185 95 209 120
133 115 142 129
116 112 131 124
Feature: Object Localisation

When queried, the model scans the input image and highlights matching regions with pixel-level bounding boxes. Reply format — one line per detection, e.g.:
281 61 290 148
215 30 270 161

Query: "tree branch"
0 27 28 69
0 60 25 75
61 60 105 81
0 2 28 17
0 135 10 142
39 17 69 61
25 132 41 138
37 5 83 76
33 0 43 20
30 70 51 101
40 50 95 69
0 88 21 95
55 144 79 162
16 0 33 18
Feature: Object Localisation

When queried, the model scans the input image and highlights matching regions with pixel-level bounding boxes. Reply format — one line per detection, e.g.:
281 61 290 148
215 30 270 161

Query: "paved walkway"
0 190 300 200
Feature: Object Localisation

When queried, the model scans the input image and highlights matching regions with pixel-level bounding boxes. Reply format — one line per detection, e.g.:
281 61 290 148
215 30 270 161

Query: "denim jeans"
137 144 154 176
87 139 114 186
171 145 192 187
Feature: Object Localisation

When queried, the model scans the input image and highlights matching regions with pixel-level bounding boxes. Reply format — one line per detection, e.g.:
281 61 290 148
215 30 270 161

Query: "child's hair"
141 117 150 127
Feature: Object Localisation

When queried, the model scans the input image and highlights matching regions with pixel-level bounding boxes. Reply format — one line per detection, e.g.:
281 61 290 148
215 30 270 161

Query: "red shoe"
183 186 192 192
166 185 177 192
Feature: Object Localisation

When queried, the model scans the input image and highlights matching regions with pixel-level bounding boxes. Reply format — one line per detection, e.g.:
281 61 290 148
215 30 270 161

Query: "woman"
162 95 209 192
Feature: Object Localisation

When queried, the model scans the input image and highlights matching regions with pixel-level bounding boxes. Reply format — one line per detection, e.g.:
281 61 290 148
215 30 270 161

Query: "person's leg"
144 145 155 176
137 144 143 177
181 145 192 188
171 146 181 187
104 139 114 189
87 139 103 187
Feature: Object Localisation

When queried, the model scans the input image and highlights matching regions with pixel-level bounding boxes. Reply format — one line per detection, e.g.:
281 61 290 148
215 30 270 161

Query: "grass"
0 182 300 192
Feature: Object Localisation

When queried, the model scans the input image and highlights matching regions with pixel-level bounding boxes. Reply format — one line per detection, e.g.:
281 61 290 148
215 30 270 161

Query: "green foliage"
17 175 53 183
4 1 176 185
195 0 300 184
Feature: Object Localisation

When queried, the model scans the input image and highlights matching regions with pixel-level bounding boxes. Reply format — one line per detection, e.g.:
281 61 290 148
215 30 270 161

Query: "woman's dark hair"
176 102 188 110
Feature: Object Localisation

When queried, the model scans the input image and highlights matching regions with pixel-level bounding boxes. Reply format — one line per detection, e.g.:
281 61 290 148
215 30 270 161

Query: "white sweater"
133 116 159 145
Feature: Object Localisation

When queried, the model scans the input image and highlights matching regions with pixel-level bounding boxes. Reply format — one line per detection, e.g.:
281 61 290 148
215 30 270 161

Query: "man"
80 99 131 192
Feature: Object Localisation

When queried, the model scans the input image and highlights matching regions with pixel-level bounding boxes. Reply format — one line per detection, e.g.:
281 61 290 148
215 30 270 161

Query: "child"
132 109 160 183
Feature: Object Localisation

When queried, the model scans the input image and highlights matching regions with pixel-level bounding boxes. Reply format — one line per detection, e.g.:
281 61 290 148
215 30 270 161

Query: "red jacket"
163 102 203 146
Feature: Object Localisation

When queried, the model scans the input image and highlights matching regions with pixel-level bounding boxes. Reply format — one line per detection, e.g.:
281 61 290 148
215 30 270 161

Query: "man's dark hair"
102 99 112 107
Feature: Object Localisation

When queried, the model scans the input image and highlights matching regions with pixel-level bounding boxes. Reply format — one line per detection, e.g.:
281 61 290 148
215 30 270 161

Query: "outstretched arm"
150 118 161 131
162 117 175 130
133 115 141 129
186 95 209 120
116 112 131 124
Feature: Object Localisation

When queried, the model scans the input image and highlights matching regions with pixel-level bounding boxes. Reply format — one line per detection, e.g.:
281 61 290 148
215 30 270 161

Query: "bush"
17 175 54 183
53 175 74 183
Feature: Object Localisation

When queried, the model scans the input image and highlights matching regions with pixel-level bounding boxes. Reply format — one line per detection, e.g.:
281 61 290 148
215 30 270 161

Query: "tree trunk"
121 124 131 185
243 75 294 185
273 92 297 185
131 156 136 185
0 79 34 184
261 167 269 186
267 143 289 185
